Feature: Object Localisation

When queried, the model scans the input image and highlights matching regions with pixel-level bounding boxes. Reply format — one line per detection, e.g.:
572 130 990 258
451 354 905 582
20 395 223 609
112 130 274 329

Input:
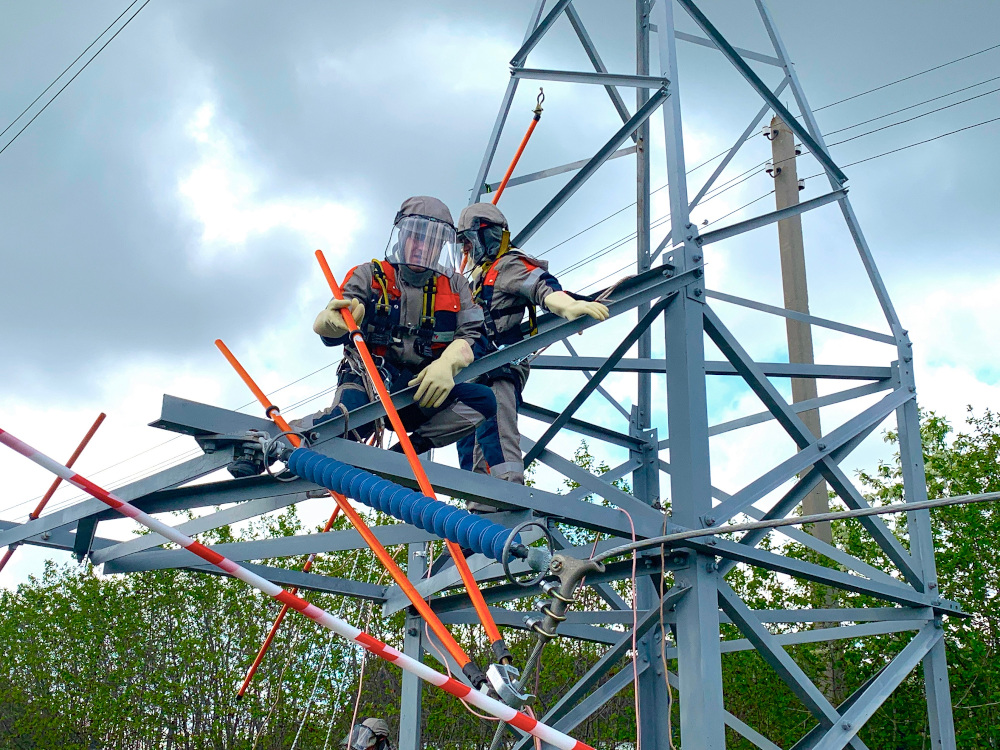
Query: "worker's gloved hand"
313 298 365 338
544 291 610 322
409 340 473 408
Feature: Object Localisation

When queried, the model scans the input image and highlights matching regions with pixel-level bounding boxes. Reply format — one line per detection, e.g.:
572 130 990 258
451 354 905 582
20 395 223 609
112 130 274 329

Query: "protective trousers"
457 376 524 502
301 365 499 454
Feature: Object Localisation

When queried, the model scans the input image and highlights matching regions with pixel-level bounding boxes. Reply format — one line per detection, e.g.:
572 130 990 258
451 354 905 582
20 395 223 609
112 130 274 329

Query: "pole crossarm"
531 356 892 381
675 0 848 184
673 30 782 66
697 188 847 246
513 67 669 89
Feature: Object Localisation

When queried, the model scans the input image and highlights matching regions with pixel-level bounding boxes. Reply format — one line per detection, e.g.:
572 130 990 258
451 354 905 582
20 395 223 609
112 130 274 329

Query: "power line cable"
0 0 142 141
0 0 153 157
813 42 1000 112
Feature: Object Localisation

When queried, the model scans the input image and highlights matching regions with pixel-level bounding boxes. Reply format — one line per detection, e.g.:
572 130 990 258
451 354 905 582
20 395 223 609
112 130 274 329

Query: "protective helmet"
342 718 394 750
385 196 461 277
457 202 510 267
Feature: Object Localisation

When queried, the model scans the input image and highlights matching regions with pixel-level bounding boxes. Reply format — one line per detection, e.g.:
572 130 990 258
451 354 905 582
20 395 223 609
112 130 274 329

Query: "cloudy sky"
1 1 998 588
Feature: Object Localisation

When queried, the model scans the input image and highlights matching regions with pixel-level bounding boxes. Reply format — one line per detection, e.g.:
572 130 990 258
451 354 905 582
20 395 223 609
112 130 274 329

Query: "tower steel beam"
3 4 962 748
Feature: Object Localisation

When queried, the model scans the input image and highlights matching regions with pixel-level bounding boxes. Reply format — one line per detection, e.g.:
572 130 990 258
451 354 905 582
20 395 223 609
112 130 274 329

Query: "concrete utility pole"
769 115 832 544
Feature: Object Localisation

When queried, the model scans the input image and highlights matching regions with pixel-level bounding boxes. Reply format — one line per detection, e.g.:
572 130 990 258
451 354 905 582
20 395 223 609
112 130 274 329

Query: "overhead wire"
0 0 154 157
0 0 143 142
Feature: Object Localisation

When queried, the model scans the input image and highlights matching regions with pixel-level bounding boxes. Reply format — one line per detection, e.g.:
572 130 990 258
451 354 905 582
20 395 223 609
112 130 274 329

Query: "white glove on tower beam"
313 299 365 338
409 339 474 408
544 291 610 322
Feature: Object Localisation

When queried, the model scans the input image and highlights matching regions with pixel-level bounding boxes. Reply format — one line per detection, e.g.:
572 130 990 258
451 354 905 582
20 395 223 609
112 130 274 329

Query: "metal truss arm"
675 0 846 184
562 339 631 418
565 3 633 127
673 30 782 67
697 188 847 246
513 85 670 246
718 582 870 750
523 294 674 466
514 68 668 89
510 0 573 67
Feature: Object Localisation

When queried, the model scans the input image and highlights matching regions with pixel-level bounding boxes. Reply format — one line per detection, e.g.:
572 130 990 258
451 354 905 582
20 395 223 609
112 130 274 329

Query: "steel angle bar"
711 620 927 657
519 402 640 448
523 438 663 528
485 146 635 192
102 522 438 574
0 450 232 548
532 356 890 380
686 537 929 608
789 666 886 750
706 290 895 345
563 339 631 418
523 295 675 466
510 0 573 67
736 607 933 625
513 85 670 247
565 3 633 127
659 381 892 449
548 662 650 738
675 0 847 184
185 562 388 601
437 608 622 645
0 519 117 554
673 30 782 66
510 585 690 750
707 386 910 522
698 189 847 246
725 712 782 750
719 582 868 747
688 77 790 211
810 625 942 750
469 0 547 204
91 490 309 564
514 68 669 89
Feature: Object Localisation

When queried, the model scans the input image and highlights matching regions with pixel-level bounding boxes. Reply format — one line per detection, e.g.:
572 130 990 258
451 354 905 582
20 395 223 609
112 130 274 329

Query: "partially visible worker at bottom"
295 196 505 463
342 717 395 750
454 202 609 504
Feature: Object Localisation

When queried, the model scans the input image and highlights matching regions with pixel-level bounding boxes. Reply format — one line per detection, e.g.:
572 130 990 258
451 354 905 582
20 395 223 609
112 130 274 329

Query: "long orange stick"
214 340 477 680
491 89 544 206
0 412 106 574
314 251 507 654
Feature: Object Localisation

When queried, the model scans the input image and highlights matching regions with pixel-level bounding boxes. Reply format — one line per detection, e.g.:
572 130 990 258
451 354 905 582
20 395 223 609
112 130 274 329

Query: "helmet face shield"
385 214 461 277
459 222 506 267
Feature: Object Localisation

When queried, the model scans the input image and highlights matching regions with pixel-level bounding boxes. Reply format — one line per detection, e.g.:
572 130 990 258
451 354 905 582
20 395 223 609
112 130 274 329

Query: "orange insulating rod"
491 88 544 206
0 411 106 574
214 339 477 680
236 505 340 698
314 251 507 652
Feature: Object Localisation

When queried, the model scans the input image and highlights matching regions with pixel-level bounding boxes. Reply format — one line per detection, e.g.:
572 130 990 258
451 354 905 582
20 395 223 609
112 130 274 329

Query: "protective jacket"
322 260 483 373
471 249 561 389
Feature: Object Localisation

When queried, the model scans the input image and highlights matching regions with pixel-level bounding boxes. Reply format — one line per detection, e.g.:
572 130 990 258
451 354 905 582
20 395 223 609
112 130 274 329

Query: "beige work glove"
313 299 365 338
544 291 610 322
408 339 474 408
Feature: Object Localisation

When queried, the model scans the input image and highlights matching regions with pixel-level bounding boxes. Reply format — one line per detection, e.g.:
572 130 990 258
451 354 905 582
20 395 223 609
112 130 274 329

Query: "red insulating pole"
491 88 544 205
314 251 507 654
0 411 105 574
0 426 592 750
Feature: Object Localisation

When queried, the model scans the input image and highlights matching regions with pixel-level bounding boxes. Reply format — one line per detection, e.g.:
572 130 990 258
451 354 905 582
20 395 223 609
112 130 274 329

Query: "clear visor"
385 215 461 277
458 228 488 269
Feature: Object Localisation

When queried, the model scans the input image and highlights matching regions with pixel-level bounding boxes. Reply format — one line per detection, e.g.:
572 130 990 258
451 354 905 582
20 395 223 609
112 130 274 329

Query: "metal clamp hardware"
487 663 535 708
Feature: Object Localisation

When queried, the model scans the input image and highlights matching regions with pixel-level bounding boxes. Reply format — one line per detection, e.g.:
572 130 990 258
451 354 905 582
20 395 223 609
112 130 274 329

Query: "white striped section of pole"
0 427 592 750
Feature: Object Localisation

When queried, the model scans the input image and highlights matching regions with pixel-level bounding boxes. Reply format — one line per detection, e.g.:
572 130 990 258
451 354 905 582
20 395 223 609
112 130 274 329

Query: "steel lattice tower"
0 2 961 748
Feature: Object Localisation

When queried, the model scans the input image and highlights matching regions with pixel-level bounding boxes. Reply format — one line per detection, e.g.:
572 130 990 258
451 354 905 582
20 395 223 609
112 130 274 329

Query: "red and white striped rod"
0 426 592 750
